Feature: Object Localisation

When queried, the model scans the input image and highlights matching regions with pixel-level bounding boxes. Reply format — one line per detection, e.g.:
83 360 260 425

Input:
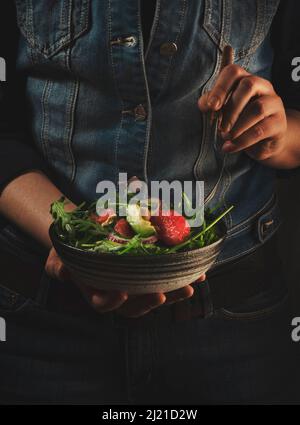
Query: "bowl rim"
49 220 227 259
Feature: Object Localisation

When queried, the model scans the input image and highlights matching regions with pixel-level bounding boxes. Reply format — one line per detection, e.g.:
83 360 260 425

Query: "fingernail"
92 294 104 306
222 141 235 153
117 292 128 303
121 292 129 302
221 124 231 134
187 287 194 298
220 131 230 140
159 294 167 304
195 276 206 283
208 96 220 110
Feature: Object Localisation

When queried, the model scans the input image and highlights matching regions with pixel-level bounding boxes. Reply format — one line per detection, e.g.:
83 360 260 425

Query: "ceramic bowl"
49 223 226 294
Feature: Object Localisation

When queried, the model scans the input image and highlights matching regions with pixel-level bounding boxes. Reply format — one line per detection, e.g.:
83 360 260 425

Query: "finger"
45 250 66 281
78 283 128 313
164 285 194 306
198 91 211 113
163 274 206 306
199 65 249 113
194 274 206 283
117 293 166 318
222 115 282 154
220 76 274 134
228 95 282 140
57 265 72 282
246 139 278 162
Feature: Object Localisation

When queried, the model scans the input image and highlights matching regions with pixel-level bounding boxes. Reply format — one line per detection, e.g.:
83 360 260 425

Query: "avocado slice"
127 204 156 237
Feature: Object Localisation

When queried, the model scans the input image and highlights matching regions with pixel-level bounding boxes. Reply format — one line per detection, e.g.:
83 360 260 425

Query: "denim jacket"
13 0 282 264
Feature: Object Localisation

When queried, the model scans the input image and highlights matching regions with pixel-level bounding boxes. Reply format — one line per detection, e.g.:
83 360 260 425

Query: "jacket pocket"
216 280 289 321
203 0 280 60
15 0 90 58
0 283 35 314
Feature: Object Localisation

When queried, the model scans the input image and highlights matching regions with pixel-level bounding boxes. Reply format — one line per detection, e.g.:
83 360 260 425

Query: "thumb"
45 248 71 282
198 91 213 113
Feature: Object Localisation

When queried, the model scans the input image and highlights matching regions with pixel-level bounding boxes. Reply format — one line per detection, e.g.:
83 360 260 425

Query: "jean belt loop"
201 278 214 319
35 272 51 308
190 278 214 319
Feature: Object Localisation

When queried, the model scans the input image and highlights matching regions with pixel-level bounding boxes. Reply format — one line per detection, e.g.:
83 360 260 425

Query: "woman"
0 0 299 404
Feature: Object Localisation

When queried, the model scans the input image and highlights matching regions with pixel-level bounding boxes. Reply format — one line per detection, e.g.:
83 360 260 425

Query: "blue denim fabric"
0 224 298 404
0 256 297 404
14 0 281 264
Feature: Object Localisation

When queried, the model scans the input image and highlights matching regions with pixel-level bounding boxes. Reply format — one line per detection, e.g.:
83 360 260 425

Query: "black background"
278 174 300 315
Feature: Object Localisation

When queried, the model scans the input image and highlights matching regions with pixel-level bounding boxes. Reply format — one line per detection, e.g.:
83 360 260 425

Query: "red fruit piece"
91 208 116 226
151 210 190 246
114 219 134 238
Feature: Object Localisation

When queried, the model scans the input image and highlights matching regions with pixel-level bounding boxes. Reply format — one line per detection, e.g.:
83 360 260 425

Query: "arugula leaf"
50 198 234 255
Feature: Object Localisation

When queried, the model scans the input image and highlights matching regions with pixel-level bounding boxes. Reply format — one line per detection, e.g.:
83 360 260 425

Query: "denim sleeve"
271 0 300 112
0 2 48 193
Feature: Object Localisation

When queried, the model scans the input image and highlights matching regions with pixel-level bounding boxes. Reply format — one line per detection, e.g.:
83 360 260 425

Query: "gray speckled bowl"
49 223 226 294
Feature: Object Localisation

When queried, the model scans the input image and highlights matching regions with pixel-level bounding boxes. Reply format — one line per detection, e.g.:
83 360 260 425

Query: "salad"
50 196 233 256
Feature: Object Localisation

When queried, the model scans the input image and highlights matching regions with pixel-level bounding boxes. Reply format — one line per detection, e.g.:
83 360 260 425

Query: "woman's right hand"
45 247 206 318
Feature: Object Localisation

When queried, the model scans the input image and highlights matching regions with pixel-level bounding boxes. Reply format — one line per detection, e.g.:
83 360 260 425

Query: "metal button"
8 293 18 306
134 104 147 121
111 36 137 48
160 42 178 56
261 219 274 236
122 104 147 121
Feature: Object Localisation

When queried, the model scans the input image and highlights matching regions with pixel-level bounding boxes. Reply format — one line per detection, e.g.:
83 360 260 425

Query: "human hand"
45 247 206 318
198 64 287 162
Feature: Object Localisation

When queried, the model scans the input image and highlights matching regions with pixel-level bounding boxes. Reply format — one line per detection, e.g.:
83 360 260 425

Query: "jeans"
0 228 298 404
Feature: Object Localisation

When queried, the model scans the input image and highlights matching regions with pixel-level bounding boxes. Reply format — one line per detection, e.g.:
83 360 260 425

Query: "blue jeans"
0 226 298 404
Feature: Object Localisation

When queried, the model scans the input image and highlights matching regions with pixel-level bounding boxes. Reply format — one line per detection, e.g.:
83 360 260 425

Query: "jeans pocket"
15 0 90 58
215 281 289 321
0 283 35 314
0 221 47 314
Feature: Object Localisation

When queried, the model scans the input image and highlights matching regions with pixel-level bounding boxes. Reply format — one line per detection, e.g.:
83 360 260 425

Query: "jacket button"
8 293 18 306
111 36 137 48
261 219 274 237
160 42 178 56
122 104 147 121
134 104 147 121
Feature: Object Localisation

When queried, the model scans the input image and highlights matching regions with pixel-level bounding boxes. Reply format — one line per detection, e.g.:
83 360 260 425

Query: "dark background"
278 173 300 314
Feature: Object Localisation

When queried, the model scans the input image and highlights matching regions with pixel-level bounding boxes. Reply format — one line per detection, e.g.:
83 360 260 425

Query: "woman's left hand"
198 64 287 162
